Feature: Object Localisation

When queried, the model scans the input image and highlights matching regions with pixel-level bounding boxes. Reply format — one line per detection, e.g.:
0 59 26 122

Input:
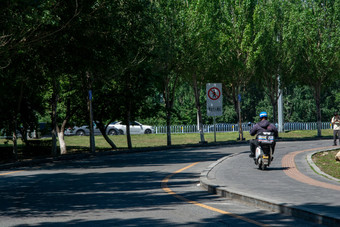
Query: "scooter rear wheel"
259 162 266 170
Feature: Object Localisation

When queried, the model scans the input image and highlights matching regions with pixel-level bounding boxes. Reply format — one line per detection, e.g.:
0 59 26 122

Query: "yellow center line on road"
161 162 269 227
0 170 24 176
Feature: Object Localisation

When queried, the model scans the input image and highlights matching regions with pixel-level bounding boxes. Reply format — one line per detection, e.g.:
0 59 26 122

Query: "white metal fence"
153 122 332 134
0 122 333 138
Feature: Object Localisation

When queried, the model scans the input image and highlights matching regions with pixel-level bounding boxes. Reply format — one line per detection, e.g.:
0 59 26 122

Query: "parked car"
110 121 154 135
65 123 119 136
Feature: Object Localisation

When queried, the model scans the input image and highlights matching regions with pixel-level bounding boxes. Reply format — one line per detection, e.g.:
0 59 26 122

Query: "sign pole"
206 83 223 143
237 93 244 141
213 116 216 142
89 90 95 154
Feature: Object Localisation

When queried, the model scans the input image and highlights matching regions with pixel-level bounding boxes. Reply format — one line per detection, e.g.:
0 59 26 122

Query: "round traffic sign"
208 87 221 100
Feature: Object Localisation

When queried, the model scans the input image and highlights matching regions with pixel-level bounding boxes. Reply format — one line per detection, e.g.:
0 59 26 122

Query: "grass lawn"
312 150 340 180
0 129 337 179
0 129 334 150
58 129 333 149
72 132 253 149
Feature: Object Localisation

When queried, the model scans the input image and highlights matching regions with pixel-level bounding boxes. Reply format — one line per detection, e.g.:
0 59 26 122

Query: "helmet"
259 111 268 119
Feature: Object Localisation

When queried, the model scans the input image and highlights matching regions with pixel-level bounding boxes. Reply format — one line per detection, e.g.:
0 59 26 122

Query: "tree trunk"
273 104 278 124
270 94 278 124
12 118 18 160
87 71 95 154
313 83 322 137
166 108 172 146
237 92 243 141
192 73 205 143
162 70 178 147
225 84 243 139
265 75 279 124
164 86 173 146
125 104 132 149
57 119 69 155
88 94 95 154
51 88 58 157
234 85 243 140
231 85 238 117
18 126 29 145
58 98 71 155
12 81 25 160
270 79 279 124
97 121 117 149
126 122 132 149
58 130 67 155
164 83 173 147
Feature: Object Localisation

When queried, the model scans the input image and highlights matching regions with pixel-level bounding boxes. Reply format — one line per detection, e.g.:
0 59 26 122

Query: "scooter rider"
249 111 278 158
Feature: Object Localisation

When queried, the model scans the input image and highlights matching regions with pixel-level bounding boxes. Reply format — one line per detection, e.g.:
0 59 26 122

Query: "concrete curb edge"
306 148 340 183
200 152 340 226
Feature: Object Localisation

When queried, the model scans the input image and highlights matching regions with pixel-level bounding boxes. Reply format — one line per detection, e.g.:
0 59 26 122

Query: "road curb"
200 152 340 226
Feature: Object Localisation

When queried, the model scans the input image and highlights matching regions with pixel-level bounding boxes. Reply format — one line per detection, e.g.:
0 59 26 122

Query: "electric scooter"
254 132 275 170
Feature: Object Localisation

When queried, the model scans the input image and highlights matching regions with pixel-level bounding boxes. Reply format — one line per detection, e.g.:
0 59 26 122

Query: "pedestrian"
331 112 340 146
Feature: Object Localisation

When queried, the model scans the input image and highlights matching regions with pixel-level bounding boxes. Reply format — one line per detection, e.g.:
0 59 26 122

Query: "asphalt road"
0 142 325 226
202 140 340 226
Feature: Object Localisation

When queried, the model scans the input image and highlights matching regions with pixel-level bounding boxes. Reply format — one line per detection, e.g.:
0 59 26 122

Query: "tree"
179 0 209 143
284 85 316 122
34 0 96 155
152 0 187 146
108 0 155 149
283 0 340 136
0 49 47 158
250 0 286 124
0 0 78 158
213 0 257 140
44 0 155 152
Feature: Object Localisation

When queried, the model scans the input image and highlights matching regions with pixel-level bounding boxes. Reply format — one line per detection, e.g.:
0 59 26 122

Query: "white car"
110 121 153 135
65 123 119 136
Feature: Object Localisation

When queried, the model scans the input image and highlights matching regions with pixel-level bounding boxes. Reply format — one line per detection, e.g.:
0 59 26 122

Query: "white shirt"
332 116 340 130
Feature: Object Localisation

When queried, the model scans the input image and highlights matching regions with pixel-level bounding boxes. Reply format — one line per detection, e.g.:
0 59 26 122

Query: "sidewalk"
200 144 340 226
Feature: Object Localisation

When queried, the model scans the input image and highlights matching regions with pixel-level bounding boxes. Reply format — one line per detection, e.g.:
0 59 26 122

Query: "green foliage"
0 0 339 152
282 0 340 135
285 85 316 122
